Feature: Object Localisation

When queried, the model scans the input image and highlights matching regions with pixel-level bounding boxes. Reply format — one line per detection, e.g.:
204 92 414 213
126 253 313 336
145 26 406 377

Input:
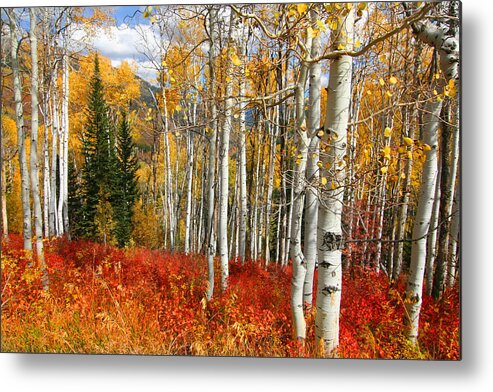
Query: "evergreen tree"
67 154 83 238
80 54 117 240
114 110 138 247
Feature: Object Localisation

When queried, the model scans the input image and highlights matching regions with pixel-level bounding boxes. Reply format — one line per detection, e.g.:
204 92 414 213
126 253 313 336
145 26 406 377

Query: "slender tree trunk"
290 32 312 341
425 163 441 296
238 47 248 264
50 69 59 236
432 100 459 299
205 6 218 300
184 132 194 254
29 8 49 289
303 8 322 308
61 31 70 237
404 98 441 343
9 10 32 252
315 9 354 356
218 11 236 292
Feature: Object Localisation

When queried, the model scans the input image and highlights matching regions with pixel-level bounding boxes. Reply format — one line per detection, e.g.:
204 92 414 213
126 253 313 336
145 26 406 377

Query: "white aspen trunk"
315 9 354 356
264 112 277 265
257 143 266 260
425 165 441 296
184 131 194 254
162 92 175 251
433 100 459 299
9 10 32 251
405 1 459 339
61 29 70 236
303 8 322 307
29 8 49 288
290 34 312 340
374 119 393 273
50 71 59 236
42 98 51 238
205 6 218 300
404 98 441 343
250 131 261 260
238 50 248 264
218 11 235 292
447 186 459 287
393 109 416 280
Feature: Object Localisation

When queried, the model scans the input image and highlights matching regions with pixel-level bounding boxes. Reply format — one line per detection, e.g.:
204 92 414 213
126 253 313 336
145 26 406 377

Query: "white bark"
218 11 236 292
290 32 312 340
405 98 441 343
425 165 441 296
205 6 218 300
315 9 354 356
184 131 194 254
303 8 322 307
61 28 70 236
9 9 32 251
238 41 248 264
29 8 49 288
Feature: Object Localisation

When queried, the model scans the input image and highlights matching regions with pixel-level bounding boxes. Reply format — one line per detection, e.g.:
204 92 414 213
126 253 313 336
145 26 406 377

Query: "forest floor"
1 234 459 359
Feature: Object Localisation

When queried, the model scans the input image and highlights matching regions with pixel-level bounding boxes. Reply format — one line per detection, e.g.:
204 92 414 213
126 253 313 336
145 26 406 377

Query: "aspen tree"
8 9 32 252
315 7 354 356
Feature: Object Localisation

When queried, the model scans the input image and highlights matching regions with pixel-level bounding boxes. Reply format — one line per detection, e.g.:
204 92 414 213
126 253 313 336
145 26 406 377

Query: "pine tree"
80 54 117 240
114 110 138 247
67 154 83 238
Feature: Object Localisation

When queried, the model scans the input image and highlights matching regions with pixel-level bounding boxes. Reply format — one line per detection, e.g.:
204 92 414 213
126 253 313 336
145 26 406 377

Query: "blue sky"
74 5 160 83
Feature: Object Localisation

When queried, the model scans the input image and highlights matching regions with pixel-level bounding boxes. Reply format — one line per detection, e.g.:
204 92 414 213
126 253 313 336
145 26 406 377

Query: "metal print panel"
0 1 460 359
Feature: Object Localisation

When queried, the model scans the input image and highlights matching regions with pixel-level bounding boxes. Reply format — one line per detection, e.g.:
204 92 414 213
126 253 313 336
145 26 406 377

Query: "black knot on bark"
321 285 339 295
320 232 344 251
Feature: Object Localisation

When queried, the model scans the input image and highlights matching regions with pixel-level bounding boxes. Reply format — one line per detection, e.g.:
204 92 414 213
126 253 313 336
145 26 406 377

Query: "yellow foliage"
403 137 413 146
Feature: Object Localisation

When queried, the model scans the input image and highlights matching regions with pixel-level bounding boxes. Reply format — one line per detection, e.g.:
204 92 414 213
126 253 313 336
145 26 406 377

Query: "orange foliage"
1 235 459 359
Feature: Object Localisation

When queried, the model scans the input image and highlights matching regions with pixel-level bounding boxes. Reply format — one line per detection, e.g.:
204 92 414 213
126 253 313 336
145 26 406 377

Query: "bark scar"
319 232 344 251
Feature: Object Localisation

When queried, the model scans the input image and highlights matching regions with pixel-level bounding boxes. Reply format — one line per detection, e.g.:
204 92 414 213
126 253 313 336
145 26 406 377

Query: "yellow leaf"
382 146 391 160
384 127 392 137
407 151 413 159
307 27 315 39
380 166 388 174
317 130 324 137
423 144 432 152
297 4 308 15
366 90 372 95
379 78 385 86
337 43 346 50
231 53 242 66
398 146 406 154
355 39 361 49
331 180 336 190
175 104 182 112
149 16 156 24
329 20 339 30
143 11 149 18
170 76 175 83
316 19 327 31
403 137 413 146
379 54 387 63
226 76 232 83
321 177 328 186
385 91 393 98
358 2 367 10
317 161 323 168
389 76 398 85
168 69 173 75
295 159 301 165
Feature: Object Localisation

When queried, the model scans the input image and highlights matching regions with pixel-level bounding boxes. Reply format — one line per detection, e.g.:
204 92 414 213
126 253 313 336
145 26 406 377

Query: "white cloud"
70 22 162 84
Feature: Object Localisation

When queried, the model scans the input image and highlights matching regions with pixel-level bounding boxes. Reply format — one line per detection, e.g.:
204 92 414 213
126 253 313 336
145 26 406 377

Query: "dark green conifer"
114 110 138 247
